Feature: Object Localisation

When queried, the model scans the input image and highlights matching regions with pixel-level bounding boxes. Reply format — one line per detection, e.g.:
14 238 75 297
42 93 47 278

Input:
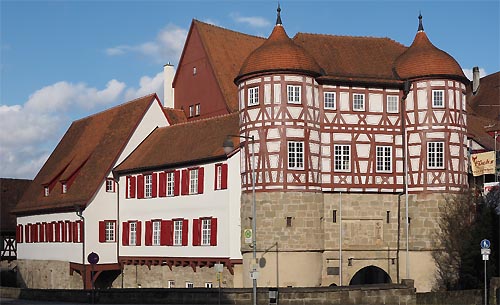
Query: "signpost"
87 252 99 305
481 239 490 305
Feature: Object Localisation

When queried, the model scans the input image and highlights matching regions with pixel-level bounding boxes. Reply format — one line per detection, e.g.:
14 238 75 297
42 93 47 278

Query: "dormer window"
195 103 200 116
62 183 67 194
44 186 49 197
189 105 194 117
106 178 116 193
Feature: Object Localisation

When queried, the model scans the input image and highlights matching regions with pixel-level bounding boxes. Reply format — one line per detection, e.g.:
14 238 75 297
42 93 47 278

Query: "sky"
1 0 499 180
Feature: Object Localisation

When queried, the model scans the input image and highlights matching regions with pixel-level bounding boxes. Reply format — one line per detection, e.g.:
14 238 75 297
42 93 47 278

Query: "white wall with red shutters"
117 151 241 260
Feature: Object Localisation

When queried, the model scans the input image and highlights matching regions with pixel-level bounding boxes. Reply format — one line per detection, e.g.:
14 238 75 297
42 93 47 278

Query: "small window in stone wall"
386 211 390 223
186 281 194 288
332 210 337 223
168 280 175 288
286 217 292 227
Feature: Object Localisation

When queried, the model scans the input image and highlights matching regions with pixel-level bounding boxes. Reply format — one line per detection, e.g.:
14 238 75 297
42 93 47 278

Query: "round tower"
234 5 325 287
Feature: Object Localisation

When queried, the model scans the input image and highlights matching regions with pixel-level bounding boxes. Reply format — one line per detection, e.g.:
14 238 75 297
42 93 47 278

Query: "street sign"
250 270 259 280
214 263 223 273
482 248 491 261
244 229 252 244
87 252 99 265
481 239 491 249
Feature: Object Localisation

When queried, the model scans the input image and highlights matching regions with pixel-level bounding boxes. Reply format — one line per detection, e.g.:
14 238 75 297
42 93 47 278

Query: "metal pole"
485 259 487 305
405 127 410 279
251 136 257 305
339 192 342 286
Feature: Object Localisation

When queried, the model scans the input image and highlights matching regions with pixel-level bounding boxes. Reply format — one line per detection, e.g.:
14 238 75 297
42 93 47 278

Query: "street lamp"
223 134 257 305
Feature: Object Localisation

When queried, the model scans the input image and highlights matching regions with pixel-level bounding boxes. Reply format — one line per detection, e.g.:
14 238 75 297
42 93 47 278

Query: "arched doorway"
349 266 391 285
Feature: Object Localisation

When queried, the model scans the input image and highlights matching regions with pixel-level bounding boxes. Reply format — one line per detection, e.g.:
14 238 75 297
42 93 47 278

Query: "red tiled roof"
14 94 161 215
394 31 466 81
1 178 31 231
164 108 187 125
236 25 323 83
193 20 265 113
468 72 500 123
115 113 239 173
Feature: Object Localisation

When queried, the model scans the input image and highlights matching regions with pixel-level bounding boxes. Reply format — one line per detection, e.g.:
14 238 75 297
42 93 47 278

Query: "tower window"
387 95 399 113
287 141 304 170
248 87 259 106
427 141 444 169
353 93 365 111
432 90 444 108
324 92 336 110
287 85 301 104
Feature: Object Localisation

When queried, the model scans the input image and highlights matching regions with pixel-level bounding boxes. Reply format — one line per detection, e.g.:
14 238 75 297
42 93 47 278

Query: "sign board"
250 270 259 280
244 229 252 244
87 252 99 265
471 151 496 176
214 263 223 273
481 239 491 249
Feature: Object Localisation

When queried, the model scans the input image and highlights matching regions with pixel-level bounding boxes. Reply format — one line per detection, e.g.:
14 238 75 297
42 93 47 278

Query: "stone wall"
16 259 83 289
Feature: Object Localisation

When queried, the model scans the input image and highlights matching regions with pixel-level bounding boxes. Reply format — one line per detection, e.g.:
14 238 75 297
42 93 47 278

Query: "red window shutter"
136 221 142 246
181 169 189 195
40 223 46 242
99 221 106 242
25 224 30 243
145 221 152 246
167 220 174 246
137 175 145 199
126 176 131 198
152 172 158 198
214 164 219 190
182 219 189 246
198 167 204 194
192 219 200 246
66 221 72 242
55 222 61 242
158 172 167 197
33 224 39 243
72 222 78 243
130 176 137 198
160 220 169 246
210 218 218 246
221 164 228 189
79 221 84 243
122 222 129 246
16 225 22 243
174 170 180 196
49 222 56 242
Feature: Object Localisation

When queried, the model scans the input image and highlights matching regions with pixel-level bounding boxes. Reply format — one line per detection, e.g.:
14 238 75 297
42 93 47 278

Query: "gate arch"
349 265 391 285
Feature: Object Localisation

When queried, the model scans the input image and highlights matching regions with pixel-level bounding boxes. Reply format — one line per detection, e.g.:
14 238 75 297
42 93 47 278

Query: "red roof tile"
468 72 500 123
164 108 187 125
1 178 31 231
14 94 161 215
115 113 239 173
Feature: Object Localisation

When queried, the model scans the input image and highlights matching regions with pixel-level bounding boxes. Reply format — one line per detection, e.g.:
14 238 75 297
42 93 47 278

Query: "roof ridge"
160 112 238 129
193 19 265 40
73 93 156 123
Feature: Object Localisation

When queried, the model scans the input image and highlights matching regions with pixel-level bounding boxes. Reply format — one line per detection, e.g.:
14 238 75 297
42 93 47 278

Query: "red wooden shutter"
160 220 169 246
40 223 46 242
221 164 228 189
122 222 129 246
16 225 22 243
79 221 84 243
174 170 180 196
130 176 137 198
152 172 158 198
137 175 145 199
49 222 56 242
192 219 200 246
166 220 173 246
145 221 152 246
126 176 131 198
55 222 61 242
25 224 30 243
181 169 189 195
66 221 72 242
198 167 204 194
99 221 106 242
214 164 219 190
210 218 218 246
136 221 142 246
73 222 78 243
159 172 167 197
182 219 189 246
31 224 36 243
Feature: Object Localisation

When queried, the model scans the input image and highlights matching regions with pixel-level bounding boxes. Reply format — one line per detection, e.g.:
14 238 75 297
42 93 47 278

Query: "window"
334 145 350 172
168 280 175 288
428 141 444 169
193 217 217 246
189 105 194 117
432 90 444 108
189 168 199 194
16 224 23 243
99 221 116 242
376 146 392 172
195 103 200 116
129 221 137 246
288 141 304 170
144 174 152 198
65 221 72 242
186 282 194 288
324 92 336 110
353 93 365 111
74 221 83 243
173 220 183 246
126 176 136 199
205 282 213 288
44 186 49 197
122 220 141 246
152 221 161 246
214 163 228 190
286 217 292 227
287 85 301 104
62 183 67 194
193 67 197 75
332 210 337 223
248 87 259 106
387 95 399 113
386 211 391 224
166 171 175 196
201 219 211 246
106 178 115 192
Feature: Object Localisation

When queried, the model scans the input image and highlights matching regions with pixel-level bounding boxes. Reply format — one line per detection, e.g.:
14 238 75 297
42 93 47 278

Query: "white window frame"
324 92 336 110
195 103 200 116
427 141 444 169
352 93 365 111
189 168 199 195
248 87 259 106
432 90 445 108
44 186 49 197
144 174 152 198
376 146 392 173
57 222 64 242
186 281 194 288
168 280 175 288
152 220 161 246
201 219 211 246
173 220 183 246
129 221 137 246
105 221 115 242
216 165 223 190
76 221 83 243
334 144 351 172
189 105 194 117
387 95 399 113
105 178 115 193
287 85 301 104
62 183 67 194
205 282 213 288
65 222 72 242
287 141 304 170
166 172 175 197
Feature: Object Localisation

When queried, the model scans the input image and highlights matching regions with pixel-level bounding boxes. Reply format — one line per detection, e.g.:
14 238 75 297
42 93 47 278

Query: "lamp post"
223 134 256 305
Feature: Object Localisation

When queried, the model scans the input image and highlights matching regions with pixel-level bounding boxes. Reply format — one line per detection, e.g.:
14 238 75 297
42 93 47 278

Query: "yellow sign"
471 151 496 176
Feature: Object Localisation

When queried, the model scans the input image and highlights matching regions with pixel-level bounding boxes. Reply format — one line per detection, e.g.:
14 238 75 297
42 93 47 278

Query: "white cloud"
106 24 188 64
0 71 163 179
230 13 271 28
463 67 487 81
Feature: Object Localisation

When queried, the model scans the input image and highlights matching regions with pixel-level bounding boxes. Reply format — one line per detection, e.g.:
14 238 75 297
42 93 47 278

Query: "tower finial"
276 2 282 25
418 12 424 32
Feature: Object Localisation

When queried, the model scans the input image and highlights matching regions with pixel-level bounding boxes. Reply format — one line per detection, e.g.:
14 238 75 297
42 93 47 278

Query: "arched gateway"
349 266 391 285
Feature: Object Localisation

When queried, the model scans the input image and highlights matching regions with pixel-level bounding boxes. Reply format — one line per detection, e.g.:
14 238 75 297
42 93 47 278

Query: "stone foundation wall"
16 259 82 289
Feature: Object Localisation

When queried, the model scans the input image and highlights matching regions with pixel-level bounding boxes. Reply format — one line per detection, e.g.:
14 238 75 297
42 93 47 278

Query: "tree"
433 187 500 290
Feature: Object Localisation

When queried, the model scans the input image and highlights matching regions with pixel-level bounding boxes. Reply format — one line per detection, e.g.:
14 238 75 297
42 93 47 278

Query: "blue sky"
1 0 499 179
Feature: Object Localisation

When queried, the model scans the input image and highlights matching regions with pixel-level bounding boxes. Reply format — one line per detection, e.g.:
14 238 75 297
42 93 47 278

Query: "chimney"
472 66 480 95
163 63 175 108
